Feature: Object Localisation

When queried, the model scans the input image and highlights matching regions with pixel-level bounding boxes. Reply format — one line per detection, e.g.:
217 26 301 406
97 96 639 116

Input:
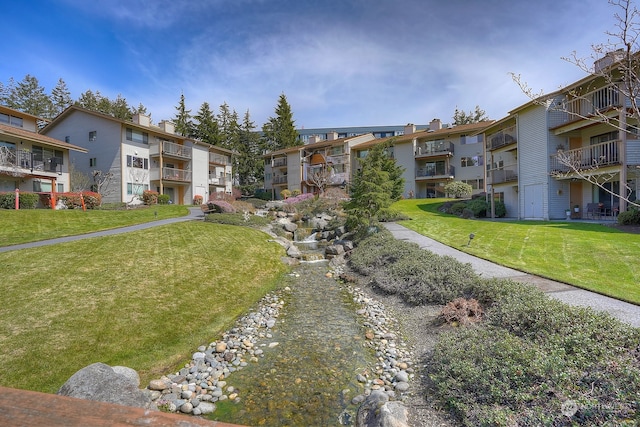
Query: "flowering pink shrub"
283 193 315 204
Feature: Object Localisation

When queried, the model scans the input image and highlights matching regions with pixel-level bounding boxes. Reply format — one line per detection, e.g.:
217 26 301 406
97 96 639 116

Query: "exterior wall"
517 106 552 219
392 139 416 198
286 151 302 194
454 138 485 195
189 142 209 203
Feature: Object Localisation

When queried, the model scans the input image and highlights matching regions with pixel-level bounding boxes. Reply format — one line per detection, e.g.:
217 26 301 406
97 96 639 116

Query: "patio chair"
586 203 600 219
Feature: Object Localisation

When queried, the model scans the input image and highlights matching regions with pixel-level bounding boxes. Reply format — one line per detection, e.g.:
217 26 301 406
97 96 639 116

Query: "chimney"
132 113 151 127
327 131 339 141
429 118 442 131
594 49 625 73
159 120 175 134
404 123 416 135
308 135 319 144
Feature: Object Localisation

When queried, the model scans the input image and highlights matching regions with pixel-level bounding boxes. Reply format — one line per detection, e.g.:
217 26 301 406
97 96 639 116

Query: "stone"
287 244 302 258
198 401 216 414
180 401 193 413
215 342 227 353
112 366 140 387
149 379 169 391
283 222 298 233
57 363 151 409
394 371 409 383
356 390 409 427
394 381 410 392
325 245 345 256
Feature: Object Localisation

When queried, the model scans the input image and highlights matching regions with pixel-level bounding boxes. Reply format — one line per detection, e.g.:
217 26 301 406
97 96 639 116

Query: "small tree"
69 163 92 192
453 105 489 125
92 170 115 203
444 181 473 198
345 140 405 234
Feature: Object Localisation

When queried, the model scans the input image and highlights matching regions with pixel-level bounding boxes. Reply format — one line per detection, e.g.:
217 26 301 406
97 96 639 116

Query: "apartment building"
264 132 376 198
42 106 233 205
351 120 492 199
484 56 640 219
296 124 429 144
0 105 87 207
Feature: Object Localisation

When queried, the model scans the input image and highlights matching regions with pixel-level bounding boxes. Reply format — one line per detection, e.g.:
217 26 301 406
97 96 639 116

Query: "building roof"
0 122 87 153
351 121 494 150
264 133 376 157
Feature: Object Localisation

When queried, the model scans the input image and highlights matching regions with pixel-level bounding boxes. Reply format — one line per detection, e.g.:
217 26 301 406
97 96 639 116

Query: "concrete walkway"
0 207 204 254
383 222 640 328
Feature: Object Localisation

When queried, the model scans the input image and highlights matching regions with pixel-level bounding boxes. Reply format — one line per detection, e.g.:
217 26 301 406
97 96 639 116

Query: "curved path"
0 207 204 254
383 222 640 328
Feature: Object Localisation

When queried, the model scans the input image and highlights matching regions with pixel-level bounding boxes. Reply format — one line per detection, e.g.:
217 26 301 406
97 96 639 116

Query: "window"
127 183 149 195
89 131 97 141
462 178 484 190
461 155 483 167
33 180 52 192
57 183 64 192
89 158 97 167
126 128 149 144
32 145 64 165
126 155 148 169
0 113 23 128
65 136 70 143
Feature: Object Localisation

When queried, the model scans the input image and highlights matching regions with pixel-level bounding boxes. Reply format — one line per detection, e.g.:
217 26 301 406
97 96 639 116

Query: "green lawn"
0 221 288 393
393 198 640 304
0 205 189 246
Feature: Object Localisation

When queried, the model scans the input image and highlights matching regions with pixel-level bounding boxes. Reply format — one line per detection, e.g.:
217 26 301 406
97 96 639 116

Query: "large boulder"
356 390 409 427
57 362 152 409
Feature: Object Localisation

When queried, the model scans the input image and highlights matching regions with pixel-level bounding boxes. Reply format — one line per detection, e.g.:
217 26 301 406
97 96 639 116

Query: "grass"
0 205 189 246
392 198 640 304
0 221 288 393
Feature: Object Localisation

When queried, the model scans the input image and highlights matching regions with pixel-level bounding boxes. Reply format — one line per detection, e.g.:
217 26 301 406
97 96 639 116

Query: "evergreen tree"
236 109 263 193
217 102 239 151
6 75 52 117
453 105 489 125
132 103 149 116
111 94 132 120
194 102 219 145
345 140 405 234
261 93 298 151
50 78 72 117
95 91 113 116
173 93 194 137
75 89 100 111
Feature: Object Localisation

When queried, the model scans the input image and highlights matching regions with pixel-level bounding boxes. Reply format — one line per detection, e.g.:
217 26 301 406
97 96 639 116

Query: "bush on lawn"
0 192 39 209
618 207 640 225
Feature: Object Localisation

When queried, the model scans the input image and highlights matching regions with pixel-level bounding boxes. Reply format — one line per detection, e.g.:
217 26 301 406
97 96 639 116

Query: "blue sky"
3 0 618 128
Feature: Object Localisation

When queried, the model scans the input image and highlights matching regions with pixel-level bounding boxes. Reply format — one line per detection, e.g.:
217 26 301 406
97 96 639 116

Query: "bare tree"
511 0 640 209
92 170 115 201
307 165 331 195
69 163 92 192
126 169 148 204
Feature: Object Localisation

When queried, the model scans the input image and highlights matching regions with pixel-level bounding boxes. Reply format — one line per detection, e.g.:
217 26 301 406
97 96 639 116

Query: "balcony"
550 140 621 174
273 175 288 185
0 147 62 176
416 165 455 179
562 84 621 122
487 166 518 185
486 126 517 151
151 140 191 159
208 175 226 186
272 157 287 168
161 166 191 182
209 153 230 165
415 141 454 158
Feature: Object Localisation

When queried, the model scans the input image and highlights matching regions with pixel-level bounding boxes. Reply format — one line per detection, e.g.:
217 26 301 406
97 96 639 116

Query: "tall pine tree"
261 93 298 151
6 75 52 118
217 102 239 151
173 93 194 137
236 109 263 193
194 102 219 145
49 78 72 117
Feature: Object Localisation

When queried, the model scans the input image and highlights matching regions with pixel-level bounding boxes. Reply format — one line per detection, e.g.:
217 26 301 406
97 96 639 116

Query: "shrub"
157 194 171 205
205 212 271 227
618 207 640 225
466 198 489 217
280 189 291 199
57 192 102 209
0 192 39 209
291 189 301 196
245 198 268 209
444 181 473 198
193 195 203 205
377 208 411 222
142 190 158 205
449 201 467 216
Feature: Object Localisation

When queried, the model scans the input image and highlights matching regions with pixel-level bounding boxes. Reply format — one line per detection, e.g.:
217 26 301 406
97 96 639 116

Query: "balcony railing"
272 157 287 167
550 140 621 173
562 84 621 121
209 153 230 165
162 167 191 182
161 141 191 159
208 175 226 186
416 165 455 178
415 141 454 157
487 166 518 185
486 125 517 150
273 175 288 184
0 147 62 175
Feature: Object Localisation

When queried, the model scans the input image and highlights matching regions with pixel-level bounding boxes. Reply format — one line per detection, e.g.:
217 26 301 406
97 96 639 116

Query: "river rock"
283 222 298 233
287 244 302 258
356 390 409 427
325 244 345 256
